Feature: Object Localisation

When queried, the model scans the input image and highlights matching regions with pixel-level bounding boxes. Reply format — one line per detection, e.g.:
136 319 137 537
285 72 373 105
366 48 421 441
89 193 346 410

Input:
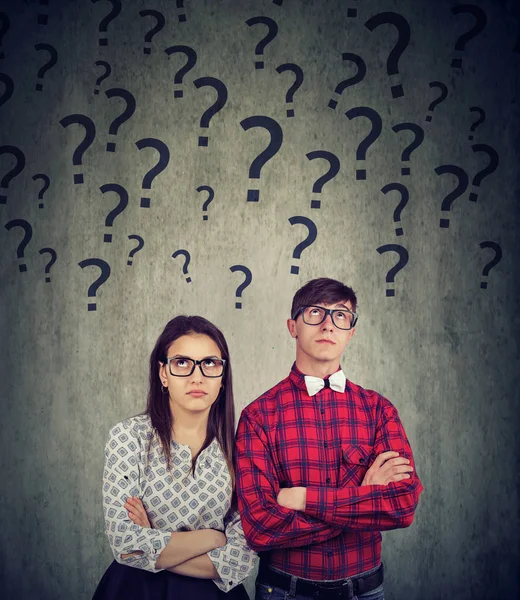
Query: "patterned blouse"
102 413 258 592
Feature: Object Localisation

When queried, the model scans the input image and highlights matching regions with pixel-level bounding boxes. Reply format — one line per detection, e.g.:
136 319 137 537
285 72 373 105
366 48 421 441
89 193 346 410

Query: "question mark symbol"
196 185 215 220
245 16 278 70
479 241 502 289
164 45 197 99
468 144 499 203
127 235 144 266
345 107 383 180
229 265 253 309
0 12 11 59
100 183 128 242
391 122 424 176
34 43 58 91
451 4 487 69
91 0 122 47
240 115 284 202
0 72 14 109
172 249 192 283
434 164 469 228
0 145 26 204
93 60 111 95
365 12 411 99
105 88 136 152
193 77 228 147
135 138 170 208
288 216 318 275
176 0 187 23
59 114 96 184
39 247 57 282
425 81 448 122
376 244 409 297
78 258 111 311
328 53 366 110
37 0 49 26
275 63 304 118
5 219 33 272
381 183 409 236
139 10 165 55
468 107 485 141
306 151 340 210
32 173 50 209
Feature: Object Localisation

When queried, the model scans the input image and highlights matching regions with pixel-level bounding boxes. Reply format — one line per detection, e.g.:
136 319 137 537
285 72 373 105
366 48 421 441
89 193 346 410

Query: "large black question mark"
127 235 144 266
172 249 191 283
139 10 165 55
391 122 424 176
345 107 383 180
5 218 33 272
425 81 448 122
365 12 411 99
469 143 499 202
0 145 26 204
93 60 111 95
135 138 170 208
451 4 487 69
37 0 49 26
468 106 485 140
193 77 228 147
196 185 214 220
0 12 10 59
479 241 502 289
39 247 57 282
275 63 304 118
245 16 278 70
381 183 409 236
434 164 469 228
376 244 409 297
34 43 58 91
288 216 318 275
99 183 128 242
164 45 197 99
91 0 122 47
105 88 136 152
229 265 253 309
240 115 283 202
78 258 111 311
328 53 366 110
306 151 340 209
59 114 96 184
0 72 14 108
176 0 187 23
32 173 50 208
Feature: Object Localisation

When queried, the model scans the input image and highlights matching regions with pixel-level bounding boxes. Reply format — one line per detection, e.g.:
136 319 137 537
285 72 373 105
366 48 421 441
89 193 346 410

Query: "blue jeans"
255 564 384 600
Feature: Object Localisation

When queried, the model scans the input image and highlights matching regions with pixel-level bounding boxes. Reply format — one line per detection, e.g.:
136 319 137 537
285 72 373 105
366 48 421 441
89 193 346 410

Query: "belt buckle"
315 579 353 599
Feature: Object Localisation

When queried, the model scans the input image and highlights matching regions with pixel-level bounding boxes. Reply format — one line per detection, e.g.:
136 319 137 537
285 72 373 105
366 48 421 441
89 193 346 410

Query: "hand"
212 529 227 548
125 496 152 528
361 451 413 486
277 487 306 511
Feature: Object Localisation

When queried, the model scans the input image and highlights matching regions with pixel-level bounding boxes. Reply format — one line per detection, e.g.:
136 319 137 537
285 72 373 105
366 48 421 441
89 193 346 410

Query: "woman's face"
158 333 224 418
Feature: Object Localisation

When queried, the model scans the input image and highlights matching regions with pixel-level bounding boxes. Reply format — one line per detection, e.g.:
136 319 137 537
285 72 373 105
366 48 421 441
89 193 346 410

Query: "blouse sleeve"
102 421 172 572
207 509 259 592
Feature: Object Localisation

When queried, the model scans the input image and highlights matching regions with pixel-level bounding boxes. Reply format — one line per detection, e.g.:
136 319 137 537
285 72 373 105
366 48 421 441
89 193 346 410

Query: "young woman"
92 315 257 599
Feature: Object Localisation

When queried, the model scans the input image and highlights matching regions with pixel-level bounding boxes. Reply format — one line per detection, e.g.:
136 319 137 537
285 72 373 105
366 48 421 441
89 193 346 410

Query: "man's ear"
287 318 298 339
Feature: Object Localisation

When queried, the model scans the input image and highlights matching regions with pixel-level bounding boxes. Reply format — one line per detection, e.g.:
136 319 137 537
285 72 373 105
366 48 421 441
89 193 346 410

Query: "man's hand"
361 451 413 486
277 487 306 510
125 496 152 528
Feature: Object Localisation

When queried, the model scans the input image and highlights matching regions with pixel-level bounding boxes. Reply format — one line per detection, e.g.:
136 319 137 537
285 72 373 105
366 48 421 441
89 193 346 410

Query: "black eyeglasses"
165 356 226 378
292 305 358 330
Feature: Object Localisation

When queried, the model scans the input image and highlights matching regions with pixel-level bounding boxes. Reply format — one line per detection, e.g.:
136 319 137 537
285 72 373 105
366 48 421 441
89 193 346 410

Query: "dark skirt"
92 560 250 600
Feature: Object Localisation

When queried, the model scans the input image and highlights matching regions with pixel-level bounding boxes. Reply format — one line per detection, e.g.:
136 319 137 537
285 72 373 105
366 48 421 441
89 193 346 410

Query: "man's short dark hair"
290 278 358 320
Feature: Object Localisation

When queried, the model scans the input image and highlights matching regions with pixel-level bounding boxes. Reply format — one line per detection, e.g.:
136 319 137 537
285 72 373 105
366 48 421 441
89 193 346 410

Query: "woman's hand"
124 496 152 528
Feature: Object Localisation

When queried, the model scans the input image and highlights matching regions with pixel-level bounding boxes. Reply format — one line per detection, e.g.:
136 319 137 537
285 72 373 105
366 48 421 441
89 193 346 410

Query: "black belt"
257 562 384 599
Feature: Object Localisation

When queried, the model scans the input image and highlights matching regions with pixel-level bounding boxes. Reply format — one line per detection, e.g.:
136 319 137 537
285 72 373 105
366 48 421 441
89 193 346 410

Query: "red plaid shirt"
235 362 424 580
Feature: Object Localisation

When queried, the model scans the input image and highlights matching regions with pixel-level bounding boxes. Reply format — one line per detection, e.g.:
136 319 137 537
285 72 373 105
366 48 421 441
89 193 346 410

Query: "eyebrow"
169 354 222 360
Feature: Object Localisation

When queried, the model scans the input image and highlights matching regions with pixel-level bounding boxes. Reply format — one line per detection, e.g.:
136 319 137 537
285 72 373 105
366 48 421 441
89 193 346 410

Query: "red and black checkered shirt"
235 362 424 580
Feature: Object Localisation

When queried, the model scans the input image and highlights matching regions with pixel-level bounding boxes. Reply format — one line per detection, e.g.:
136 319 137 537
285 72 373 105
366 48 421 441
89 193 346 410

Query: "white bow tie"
304 370 346 396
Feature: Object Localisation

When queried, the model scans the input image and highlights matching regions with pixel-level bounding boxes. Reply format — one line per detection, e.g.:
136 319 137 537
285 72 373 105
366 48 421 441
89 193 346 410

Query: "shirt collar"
288 361 346 394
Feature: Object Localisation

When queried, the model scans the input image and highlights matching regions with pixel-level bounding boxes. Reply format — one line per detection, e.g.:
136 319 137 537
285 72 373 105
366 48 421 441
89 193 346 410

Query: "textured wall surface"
0 0 519 598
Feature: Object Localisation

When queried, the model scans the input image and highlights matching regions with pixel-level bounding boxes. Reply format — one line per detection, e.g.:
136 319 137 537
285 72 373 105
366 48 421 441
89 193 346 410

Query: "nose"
321 312 334 330
191 363 204 382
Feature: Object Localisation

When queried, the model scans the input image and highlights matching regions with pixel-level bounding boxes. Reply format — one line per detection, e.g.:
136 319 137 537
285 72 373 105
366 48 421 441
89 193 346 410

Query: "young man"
235 278 424 600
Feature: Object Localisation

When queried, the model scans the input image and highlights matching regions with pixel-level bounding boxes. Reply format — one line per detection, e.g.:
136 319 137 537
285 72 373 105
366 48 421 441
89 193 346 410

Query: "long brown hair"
142 315 236 494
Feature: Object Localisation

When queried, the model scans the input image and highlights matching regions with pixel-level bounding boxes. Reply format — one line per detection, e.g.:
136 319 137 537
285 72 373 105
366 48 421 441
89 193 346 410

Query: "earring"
161 382 168 394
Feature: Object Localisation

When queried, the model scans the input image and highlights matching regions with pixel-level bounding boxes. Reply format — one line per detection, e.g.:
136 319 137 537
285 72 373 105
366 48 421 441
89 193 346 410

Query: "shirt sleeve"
207 510 259 592
102 421 172 572
305 399 424 530
235 409 346 552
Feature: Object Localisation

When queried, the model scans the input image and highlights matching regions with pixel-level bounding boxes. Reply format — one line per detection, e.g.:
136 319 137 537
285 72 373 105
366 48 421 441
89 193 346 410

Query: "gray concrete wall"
0 0 519 598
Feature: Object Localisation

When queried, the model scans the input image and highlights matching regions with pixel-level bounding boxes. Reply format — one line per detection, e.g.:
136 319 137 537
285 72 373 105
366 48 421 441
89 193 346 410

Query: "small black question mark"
275 63 304 117
288 216 318 275
39 247 57 282
59 114 96 184
91 0 122 47
176 0 187 23
78 258 111 311
172 249 191 283
229 265 253 309
468 107 485 141
100 183 129 242
451 4 487 69
0 145 26 204
434 164 469 228
328 53 366 110
193 77 228 147
105 88 136 152
135 138 170 208
196 185 215 220
479 241 502 289
34 43 58 91
468 144 499 202
5 219 33 272
306 151 340 209
37 0 49 26
245 16 278 69
391 122 424 176
425 81 448 122
93 60 111 95
127 235 144 266
139 10 165 55
381 183 409 236
32 173 50 208
164 45 197 98
376 244 409 297
345 107 383 180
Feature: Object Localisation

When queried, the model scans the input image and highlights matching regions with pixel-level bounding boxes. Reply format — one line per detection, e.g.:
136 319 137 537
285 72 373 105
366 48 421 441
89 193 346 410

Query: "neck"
170 404 209 439
295 356 341 379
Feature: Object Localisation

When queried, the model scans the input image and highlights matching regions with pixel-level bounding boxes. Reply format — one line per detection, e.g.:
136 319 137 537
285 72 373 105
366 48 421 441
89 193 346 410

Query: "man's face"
287 301 356 369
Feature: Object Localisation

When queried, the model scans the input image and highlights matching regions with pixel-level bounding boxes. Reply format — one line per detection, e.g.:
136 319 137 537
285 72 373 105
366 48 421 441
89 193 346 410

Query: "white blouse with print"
102 413 258 592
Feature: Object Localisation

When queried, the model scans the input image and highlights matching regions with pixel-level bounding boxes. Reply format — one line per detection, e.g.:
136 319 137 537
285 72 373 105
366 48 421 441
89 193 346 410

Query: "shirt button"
326 477 331 484
359 458 364 463
328 552 333 557
324 442 328 448
320 409 325 415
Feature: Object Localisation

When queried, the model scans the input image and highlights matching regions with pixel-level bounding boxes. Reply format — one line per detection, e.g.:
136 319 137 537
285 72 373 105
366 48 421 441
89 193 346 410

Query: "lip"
316 339 335 344
187 390 207 397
